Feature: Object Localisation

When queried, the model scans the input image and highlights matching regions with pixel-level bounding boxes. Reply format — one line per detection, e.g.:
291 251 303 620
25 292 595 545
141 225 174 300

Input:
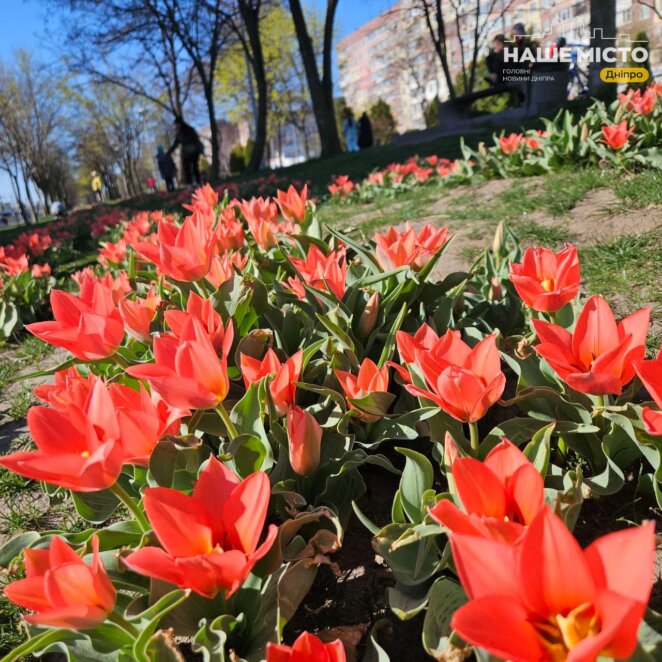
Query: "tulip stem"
469 422 480 454
106 610 140 639
197 278 210 298
187 408 204 433
216 404 238 441
110 482 150 533
595 394 606 408
112 353 130 370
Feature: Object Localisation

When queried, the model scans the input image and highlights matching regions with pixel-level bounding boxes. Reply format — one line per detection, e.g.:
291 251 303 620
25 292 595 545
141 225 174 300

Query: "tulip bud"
287 406 322 476
490 276 502 301
478 142 487 156
359 291 379 337
492 221 505 259
580 122 589 143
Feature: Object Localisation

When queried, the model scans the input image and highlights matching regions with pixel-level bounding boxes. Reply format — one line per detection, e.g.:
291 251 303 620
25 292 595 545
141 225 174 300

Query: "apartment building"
337 0 662 132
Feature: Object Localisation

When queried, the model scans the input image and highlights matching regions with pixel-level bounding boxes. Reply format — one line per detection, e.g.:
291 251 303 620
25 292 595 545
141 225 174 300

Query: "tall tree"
589 0 617 102
57 0 231 181
233 0 268 172
288 0 341 158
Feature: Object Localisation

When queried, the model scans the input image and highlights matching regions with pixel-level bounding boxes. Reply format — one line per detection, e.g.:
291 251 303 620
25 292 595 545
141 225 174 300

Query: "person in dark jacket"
156 145 177 192
167 116 204 186
486 34 506 85
357 112 373 150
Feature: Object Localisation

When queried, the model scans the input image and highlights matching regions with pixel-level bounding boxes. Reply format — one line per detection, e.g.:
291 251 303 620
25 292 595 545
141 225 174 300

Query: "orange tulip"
267 632 346 662
240 197 279 250
5 535 116 630
119 285 161 343
287 406 322 475
499 133 523 154
165 293 233 356
0 378 124 490
450 508 654 662
134 212 216 282
276 184 309 224
27 273 124 361
207 251 247 289
124 457 277 598
533 295 650 395
215 206 245 251
335 358 390 422
509 245 580 313
601 120 634 150
406 332 506 423
374 223 449 272
429 438 544 544
240 348 303 415
287 245 347 301
634 353 662 436
127 315 233 409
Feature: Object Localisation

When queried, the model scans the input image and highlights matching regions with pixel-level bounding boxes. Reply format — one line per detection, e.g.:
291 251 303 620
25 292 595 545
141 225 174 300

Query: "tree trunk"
422 0 456 100
6 167 29 224
22 170 38 223
204 86 221 183
239 1 267 173
289 0 342 157
589 0 617 102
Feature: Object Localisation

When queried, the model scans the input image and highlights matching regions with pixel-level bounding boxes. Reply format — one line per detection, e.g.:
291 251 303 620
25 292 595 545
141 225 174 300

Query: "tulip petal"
451 596 544 662
520 508 595 616
143 488 213 556
452 458 508 519
223 471 271 555
572 295 619 369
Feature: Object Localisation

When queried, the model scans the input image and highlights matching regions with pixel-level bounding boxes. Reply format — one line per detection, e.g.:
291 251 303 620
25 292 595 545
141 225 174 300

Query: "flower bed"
0 175 660 661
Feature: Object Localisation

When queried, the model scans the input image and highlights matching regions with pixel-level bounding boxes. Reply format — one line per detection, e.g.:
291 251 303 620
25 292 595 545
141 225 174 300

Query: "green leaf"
388 581 432 620
523 422 554 477
364 619 392 662
377 302 407 368
396 448 434 524
0 531 40 567
422 578 468 659
130 589 191 662
72 488 120 524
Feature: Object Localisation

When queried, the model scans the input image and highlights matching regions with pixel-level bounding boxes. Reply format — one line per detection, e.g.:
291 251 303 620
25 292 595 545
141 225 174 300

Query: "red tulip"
533 295 650 395
629 88 657 115
123 457 277 598
165 292 233 356
634 353 662 435
207 251 247 289
33 367 95 409
27 273 124 361
134 213 216 282
215 208 245 252
287 406 322 475
127 315 233 409
509 245 581 312
406 332 506 423
0 378 124 490
287 245 347 301
429 439 544 544
335 358 390 422
31 263 51 278
601 120 635 150
450 508 654 662
499 133 523 154
239 196 279 249
184 183 218 217
276 185 309 224
119 285 161 343
267 632 346 662
374 223 449 272
240 348 303 415
4 535 116 629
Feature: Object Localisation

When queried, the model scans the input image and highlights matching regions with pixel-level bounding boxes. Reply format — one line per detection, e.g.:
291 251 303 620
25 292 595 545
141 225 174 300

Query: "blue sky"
0 0 395 202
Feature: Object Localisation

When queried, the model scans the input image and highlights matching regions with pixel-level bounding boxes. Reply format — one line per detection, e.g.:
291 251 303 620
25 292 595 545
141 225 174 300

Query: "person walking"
342 108 359 153
156 145 177 192
90 171 103 202
167 116 204 187
358 112 374 150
